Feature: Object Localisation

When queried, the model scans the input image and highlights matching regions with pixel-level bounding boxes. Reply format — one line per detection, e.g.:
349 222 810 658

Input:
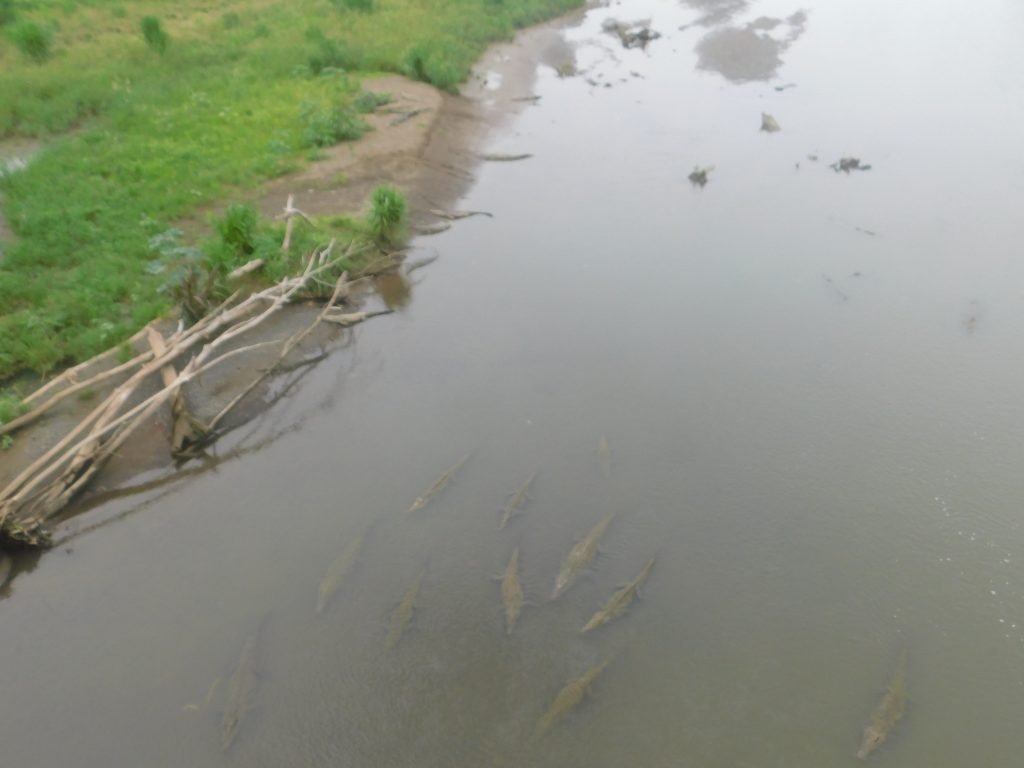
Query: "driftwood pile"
0 213 397 548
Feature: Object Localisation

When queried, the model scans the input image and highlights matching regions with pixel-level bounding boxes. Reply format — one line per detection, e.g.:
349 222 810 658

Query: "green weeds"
140 16 169 54
7 20 52 62
0 0 584 381
367 185 407 245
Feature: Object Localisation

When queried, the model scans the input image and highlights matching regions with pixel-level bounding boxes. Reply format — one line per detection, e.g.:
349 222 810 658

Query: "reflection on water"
3 0 1024 766
695 10 806 82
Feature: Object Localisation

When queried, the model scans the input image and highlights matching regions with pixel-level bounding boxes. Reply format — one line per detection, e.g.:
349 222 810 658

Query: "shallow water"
3 0 1024 765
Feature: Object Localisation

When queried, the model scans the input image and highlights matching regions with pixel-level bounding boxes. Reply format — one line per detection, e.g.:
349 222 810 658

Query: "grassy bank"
0 0 582 383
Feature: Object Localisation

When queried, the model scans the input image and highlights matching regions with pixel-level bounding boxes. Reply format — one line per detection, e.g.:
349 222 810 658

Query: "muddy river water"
3 0 1024 765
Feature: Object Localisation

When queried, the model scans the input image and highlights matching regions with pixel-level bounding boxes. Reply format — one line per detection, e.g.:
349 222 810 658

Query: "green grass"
0 0 583 382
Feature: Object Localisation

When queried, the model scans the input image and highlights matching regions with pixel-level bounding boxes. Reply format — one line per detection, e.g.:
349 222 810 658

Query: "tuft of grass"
0 391 27 426
367 185 407 245
140 16 169 54
300 101 368 147
222 12 241 30
8 20 53 63
0 0 16 27
332 0 374 11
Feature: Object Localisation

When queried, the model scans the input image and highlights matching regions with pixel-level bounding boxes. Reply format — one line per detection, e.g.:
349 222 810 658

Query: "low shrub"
400 43 464 92
300 101 368 147
367 185 407 245
140 16 169 53
332 0 374 10
0 0 16 27
8 20 52 63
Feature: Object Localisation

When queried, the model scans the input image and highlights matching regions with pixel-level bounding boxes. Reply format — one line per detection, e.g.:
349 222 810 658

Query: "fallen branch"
205 272 349 433
147 327 207 459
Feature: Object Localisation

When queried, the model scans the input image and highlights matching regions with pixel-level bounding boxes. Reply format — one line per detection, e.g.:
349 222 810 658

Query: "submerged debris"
688 165 715 187
857 648 908 759
0 553 10 591
774 82 797 91
602 18 662 50
760 112 781 132
831 157 872 173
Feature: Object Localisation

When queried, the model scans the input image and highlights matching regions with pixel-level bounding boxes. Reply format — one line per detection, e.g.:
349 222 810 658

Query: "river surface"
3 0 1024 765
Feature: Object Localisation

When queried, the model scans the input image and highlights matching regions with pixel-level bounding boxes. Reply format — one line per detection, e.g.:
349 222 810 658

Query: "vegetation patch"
0 0 584 386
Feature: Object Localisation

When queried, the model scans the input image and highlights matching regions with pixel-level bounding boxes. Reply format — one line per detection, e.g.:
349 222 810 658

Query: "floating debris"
221 617 267 751
688 165 715 187
581 555 656 632
761 112 781 133
552 512 615 599
386 567 426 652
602 19 662 50
499 471 537 530
501 546 524 635
408 454 471 512
316 526 368 614
533 656 614 741
511 95 541 103
857 648 908 759
831 157 872 173
479 153 533 162
774 83 798 91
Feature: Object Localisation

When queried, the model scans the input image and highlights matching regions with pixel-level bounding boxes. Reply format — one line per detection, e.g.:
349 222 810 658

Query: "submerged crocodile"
552 512 616 599
386 567 426 652
221 617 267 751
532 656 614 742
408 454 470 512
501 546 524 635
581 555 656 632
499 471 537 529
857 647 908 759
316 525 369 614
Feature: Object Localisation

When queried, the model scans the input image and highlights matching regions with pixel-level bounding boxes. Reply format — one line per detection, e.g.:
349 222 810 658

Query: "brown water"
3 0 1024 765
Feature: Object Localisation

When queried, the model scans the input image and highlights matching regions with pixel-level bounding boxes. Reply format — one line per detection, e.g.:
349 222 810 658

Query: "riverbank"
0 7 588 544
0 0 584 382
